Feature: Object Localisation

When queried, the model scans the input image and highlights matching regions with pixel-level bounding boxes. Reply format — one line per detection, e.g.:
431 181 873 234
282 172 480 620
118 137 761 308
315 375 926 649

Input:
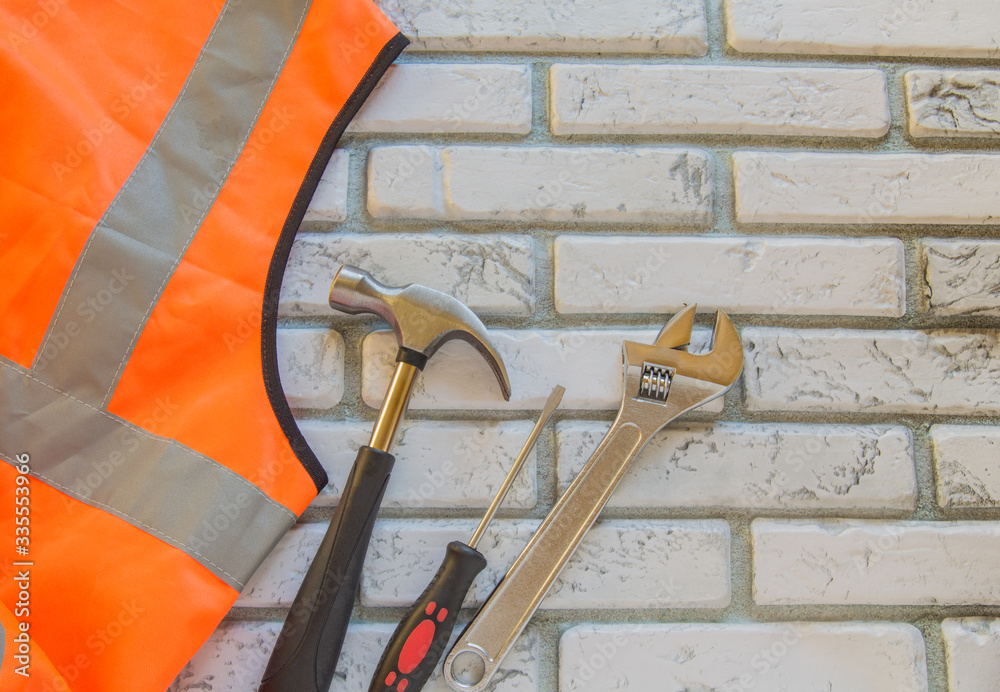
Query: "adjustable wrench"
442 306 744 691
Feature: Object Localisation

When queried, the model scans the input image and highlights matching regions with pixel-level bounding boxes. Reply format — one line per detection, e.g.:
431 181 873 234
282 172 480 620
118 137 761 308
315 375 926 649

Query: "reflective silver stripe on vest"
33 0 312 408
13 0 314 590
0 357 295 590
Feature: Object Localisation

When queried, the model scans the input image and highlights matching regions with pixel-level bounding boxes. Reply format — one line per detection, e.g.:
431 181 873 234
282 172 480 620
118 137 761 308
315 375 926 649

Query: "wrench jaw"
653 303 697 349
621 308 743 432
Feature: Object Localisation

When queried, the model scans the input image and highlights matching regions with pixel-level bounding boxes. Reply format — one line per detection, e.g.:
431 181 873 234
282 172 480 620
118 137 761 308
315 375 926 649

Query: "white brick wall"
348 64 532 134
560 623 927 692
169 622 540 692
557 422 916 511
554 235 904 316
734 152 1000 224
753 520 1000 605
943 619 1000 692
362 519 730 609
275 329 344 409
550 65 889 137
368 146 713 223
298 420 538 509
923 240 1000 316
744 328 1000 415
726 0 1000 58
376 0 708 54
181 1 1000 690
303 151 349 222
905 71 1000 139
931 426 1000 508
279 233 535 316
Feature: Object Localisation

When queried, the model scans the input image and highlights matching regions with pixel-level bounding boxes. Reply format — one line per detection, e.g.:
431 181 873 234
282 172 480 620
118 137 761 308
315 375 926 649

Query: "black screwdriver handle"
369 541 488 692
259 446 395 692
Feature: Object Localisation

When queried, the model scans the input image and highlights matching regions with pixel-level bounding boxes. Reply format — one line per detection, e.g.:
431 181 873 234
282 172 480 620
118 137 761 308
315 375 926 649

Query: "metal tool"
443 306 743 691
369 385 564 692
259 266 511 692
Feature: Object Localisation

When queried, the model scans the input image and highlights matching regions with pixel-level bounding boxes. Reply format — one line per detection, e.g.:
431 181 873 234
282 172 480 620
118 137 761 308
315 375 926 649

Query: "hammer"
259 266 511 692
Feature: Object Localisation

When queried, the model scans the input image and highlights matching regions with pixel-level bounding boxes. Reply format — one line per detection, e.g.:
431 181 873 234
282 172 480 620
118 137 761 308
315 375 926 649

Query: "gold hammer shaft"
368 360 421 452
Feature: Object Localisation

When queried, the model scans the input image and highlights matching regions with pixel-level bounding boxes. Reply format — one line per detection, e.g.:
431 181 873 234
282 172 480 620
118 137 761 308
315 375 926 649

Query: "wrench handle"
444 415 652 692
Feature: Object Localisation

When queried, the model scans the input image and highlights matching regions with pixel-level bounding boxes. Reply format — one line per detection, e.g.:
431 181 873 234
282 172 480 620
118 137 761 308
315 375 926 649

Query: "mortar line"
704 0 728 59
911 422 940 521
347 130 1000 152
529 58 550 142
727 516 754 623
919 616 949 692
228 602 1000 624
395 50 1000 70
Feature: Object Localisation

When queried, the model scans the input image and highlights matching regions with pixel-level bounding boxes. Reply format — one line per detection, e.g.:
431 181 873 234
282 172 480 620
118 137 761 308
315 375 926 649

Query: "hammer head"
329 265 511 401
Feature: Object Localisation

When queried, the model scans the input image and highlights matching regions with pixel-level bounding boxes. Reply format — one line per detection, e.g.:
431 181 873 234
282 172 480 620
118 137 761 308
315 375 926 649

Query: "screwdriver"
368 385 565 692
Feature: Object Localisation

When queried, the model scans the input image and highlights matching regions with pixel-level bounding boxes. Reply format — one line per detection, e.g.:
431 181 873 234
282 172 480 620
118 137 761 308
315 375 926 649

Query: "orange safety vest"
0 1 405 689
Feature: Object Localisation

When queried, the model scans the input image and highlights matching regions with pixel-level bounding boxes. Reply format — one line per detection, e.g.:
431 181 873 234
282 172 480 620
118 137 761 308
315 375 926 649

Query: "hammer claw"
448 328 512 402
329 264 511 400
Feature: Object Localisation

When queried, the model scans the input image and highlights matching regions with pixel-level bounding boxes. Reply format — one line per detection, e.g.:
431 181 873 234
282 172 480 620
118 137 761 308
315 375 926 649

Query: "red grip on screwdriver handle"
369 542 487 692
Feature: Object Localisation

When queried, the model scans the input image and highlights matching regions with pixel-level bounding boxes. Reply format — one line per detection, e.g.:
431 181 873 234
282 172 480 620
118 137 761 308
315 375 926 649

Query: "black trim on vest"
262 32 410 494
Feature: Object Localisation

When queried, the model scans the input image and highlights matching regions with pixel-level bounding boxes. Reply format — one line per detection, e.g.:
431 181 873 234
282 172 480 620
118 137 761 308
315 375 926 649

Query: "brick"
557 422 916 512
375 0 707 54
278 233 535 316
362 519 730 609
347 64 531 134
931 426 1000 508
943 619 1000 692
726 0 1000 58
560 623 927 692
753 519 1000 605
924 240 1000 316
733 152 1000 225
362 327 724 413
168 621 279 692
551 64 888 137
303 150 348 223
298 420 537 509
276 329 344 409
368 146 713 224
554 235 904 316
168 621 538 692
906 70 1000 138
744 328 1000 415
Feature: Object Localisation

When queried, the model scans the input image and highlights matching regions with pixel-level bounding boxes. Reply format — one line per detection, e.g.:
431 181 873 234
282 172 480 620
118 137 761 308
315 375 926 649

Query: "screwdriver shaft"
468 385 564 550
